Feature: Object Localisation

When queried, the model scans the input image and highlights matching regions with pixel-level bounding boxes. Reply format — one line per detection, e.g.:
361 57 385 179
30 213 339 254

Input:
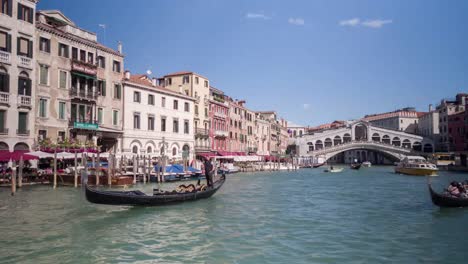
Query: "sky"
37 0 468 126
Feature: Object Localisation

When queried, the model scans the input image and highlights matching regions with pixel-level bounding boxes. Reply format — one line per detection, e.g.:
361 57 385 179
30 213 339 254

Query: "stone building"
436 93 468 152
0 0 38 152
209 87 229 153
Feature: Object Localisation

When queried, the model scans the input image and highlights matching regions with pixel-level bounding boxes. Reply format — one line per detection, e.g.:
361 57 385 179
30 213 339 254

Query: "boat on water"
428 183 468 208
313 163 325 168
362 161 372 167
218 163 240 174
395 156 438 176
324 167 344 173
85 175 226 206
350 163 361 170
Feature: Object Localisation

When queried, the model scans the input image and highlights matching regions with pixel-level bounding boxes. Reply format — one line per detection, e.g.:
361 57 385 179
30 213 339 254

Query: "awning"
26 151 54 159
71 72 97 80
0 151 38 162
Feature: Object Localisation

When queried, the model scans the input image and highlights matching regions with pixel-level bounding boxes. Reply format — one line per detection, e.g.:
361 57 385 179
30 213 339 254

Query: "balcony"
195 128 209 138
214 130 229 138
0 50 11 64
17 129 30 136
17 95 32 108
214 111 227 118
70 88 98 101
0 92 9 105
0 128 8 135
18 56 32 68
71 59 98 75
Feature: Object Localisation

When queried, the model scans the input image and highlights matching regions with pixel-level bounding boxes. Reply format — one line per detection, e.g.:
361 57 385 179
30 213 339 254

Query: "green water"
1 166 468 264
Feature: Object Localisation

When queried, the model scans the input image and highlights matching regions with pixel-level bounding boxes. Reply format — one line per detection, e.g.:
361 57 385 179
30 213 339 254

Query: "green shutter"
27 40 32 58
102 80 106 96
6 34 11 52
17 3 22 20
117 84 121 99
16 37 20 55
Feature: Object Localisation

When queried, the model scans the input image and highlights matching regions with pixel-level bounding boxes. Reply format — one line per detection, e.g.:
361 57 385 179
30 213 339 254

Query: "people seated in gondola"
445 181 468 198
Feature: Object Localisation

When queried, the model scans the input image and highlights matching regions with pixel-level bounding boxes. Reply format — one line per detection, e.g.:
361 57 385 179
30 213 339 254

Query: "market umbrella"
26 151 54 159
0 151 38 162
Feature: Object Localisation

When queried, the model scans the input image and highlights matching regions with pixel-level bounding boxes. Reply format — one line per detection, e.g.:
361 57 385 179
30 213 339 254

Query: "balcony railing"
18 95 32 107
214 111 227 118
70 88 98 100
214 130 229 138
195 128 209 137
18 56 32 68
0 50 11 64
0 128 8 135
17 129 30 136
0 92 9 105
68 118 98 127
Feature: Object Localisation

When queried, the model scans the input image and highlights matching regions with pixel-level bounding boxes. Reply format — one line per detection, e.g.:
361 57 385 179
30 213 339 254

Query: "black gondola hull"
85 175 225 206
350 164 361 170
429 184 468 208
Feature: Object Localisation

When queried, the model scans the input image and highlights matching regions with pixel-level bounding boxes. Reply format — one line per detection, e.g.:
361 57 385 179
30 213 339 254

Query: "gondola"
85 175 226 206
350 163 361 170
428 183 468 208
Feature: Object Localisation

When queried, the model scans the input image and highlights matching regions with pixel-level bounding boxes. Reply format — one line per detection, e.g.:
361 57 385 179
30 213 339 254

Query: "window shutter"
102 80 106 96
17 3 22 20
27 40 33 58
7 0 12 16
4 74 9 93
6 34 11 52
17 77 21 94
118 84 121 99
16 37 20 55
26 79 31 95
28 8 33 23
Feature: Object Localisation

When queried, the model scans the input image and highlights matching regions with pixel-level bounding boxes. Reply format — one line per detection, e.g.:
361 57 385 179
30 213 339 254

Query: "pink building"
209 87 230 153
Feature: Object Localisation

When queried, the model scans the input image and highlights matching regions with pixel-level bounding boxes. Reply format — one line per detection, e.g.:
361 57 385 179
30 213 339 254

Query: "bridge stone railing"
307 140 413 156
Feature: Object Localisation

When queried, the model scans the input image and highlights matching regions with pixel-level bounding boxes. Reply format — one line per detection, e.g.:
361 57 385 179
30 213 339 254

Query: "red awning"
196 153 215 159
0 151 38 162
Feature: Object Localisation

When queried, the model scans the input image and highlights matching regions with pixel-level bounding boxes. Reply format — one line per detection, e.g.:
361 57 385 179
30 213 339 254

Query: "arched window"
315 140 323 150
13 143 29 151
343 133 351 143
132 146 138 154
392 137 401 147
0 67 9 93
382 135 390 144
0 142 9 150
371 133 380 142
147 146 152 153
324 138 333 148
413 142 422 151
402 139 411 148
334 136 342 145
172 147 177 156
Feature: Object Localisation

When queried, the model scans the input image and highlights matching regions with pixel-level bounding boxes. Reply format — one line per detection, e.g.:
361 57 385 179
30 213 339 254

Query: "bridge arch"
325 145 402 163
343 133 351 143
392 137 401 147
372 133 380 142
324 138 333 148
315 140 323 150
354 123 368 141
413 141 422 151
402 139 411 149
334 136 342 145
382 135 390 144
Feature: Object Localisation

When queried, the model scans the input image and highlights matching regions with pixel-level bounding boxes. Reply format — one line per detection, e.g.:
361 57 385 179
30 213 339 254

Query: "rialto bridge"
294 121 434 162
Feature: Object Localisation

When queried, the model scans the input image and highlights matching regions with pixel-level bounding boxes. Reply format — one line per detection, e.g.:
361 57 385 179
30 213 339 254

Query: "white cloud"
339 18 360 27
288 17 305 26
361 19 393 28
303 104 310 110
246 13 270 20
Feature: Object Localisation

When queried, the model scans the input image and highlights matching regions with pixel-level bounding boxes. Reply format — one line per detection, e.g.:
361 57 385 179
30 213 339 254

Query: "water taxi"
394 156 438 176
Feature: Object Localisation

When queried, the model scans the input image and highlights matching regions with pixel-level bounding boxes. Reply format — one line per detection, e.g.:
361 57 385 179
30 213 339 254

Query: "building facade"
122 73 195 160
158 71 210 154
448 110 466 152
436 93 468 152
0 0 38 152
227 99 247 153
255 112 271 156
209 87 229 153
34 10 124 152
362 107 422 134
418 105 440 148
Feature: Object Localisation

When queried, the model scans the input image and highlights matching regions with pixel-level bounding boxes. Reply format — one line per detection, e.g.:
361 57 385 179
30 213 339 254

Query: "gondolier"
204 159 214 187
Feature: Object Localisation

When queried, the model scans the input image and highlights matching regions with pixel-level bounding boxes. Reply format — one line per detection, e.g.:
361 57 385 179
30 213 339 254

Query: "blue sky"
38 0 468 126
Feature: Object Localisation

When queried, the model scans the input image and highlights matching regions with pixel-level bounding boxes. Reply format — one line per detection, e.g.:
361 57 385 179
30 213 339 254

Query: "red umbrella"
0 151 38 162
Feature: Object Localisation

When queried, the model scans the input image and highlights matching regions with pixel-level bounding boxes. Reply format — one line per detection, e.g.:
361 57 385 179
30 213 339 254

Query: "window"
0 71 8 92
167 78 172 85
97 80 106 96
38 130 47 141
97 108 103 124
39 37 50 53
148 116 155 131
112 60 121 72
161 117 166 132
133 113 140 129
132 146 138 154
147 146 152 153
0 110 5 132
184 120 189 134
0 31 11 52
113 84 121 99
182 75 189 84
39 65 49 85
59 70 67 89
57 131 65 142
1 0 12 16
172 147 177 156
133 91 141 103
58 101 66 120
173 119 179 133
184 102 189 112
80 50 86 61
204 80 208 87
18 112 28 133
72 47 78 60
205 108 208 117
18 75 31 95
97 56 106 68
195 104 199 116
112 110 119 126
58 43 69 58
17 3 33 23
173 100 178 110
88 52 94 64
195 76 199 84
39 98 47 118
17 37 32 57
161 97 166 107
148 94 154 105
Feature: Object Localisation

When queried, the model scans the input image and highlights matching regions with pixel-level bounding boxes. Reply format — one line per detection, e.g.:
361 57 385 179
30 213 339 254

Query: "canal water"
1 166 468 264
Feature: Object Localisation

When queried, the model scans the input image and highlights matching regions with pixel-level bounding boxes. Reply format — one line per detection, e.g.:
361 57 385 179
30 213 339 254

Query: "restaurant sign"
74 122 98 130
71 61 97 76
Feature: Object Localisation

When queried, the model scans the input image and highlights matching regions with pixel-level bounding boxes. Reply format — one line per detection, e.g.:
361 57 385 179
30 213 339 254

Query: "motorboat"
362 161 372 167
324 167 344 173
394 156 438 176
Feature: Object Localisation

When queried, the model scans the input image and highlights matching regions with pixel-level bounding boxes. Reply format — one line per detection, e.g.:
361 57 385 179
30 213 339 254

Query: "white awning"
26 151 54 159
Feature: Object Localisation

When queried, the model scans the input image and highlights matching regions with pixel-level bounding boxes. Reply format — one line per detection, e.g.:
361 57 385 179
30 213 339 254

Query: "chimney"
152 78 157 86
124 70 130 80
117 41 122 54
429 104 433 112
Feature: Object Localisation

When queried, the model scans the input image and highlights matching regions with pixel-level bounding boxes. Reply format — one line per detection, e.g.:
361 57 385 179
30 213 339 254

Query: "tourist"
447 181 461 197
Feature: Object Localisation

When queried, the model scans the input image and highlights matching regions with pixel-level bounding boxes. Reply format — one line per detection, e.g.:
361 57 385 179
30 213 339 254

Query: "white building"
362 107 422 134
418 104 439 145
121 72 195 160
0 0 38 152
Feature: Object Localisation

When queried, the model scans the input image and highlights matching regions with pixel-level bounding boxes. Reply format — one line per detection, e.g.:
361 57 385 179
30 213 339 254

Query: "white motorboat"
362 161 372 167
